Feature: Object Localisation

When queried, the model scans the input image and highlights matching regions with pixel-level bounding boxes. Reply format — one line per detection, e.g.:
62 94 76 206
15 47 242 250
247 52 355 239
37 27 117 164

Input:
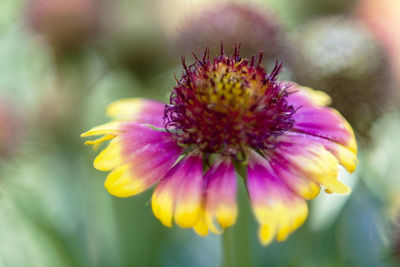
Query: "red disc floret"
164 45 295 156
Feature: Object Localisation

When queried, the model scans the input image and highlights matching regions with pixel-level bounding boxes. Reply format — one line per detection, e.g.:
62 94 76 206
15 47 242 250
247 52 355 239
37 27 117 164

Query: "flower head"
25 0 102 53
0 96 24 158
82 46 358 245
165 47 294 157
171 2 284 59
288 16 391 139
357 0 400 85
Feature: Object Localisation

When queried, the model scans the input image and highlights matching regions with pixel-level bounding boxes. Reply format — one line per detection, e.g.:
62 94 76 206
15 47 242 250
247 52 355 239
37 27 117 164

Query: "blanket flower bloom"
82 46 358 245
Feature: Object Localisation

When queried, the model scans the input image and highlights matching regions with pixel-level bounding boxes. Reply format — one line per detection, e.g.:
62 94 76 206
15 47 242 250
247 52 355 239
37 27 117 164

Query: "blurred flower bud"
170 2 285 60
36 72 89 143
288 16 393 140
357 0 400 91
157 0 222 39
25 0 102 53
99 0 175 81
0 96 24 158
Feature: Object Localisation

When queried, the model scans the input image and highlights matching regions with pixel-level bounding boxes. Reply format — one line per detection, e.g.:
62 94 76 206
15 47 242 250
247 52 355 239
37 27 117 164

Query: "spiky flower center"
164 47 295 157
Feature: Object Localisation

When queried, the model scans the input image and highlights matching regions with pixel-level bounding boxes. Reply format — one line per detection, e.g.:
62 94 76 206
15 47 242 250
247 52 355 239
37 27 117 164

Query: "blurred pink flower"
172 2 284 59
357 0 400 88
0 96 24 158
25 0 102 52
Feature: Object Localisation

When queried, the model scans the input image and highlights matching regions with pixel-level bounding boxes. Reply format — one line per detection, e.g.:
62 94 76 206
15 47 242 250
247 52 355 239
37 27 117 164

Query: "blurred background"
0 0 400 266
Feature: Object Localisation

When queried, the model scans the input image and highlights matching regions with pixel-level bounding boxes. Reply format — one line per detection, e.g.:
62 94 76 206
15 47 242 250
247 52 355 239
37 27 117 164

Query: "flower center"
164 46 295 157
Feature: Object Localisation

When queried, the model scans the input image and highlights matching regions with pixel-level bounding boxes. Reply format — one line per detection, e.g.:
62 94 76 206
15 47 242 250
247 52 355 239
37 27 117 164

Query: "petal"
247 151 308 245
193 208 209 236
106 98 165 127
292 106 357 152
119 123 174 153
270 155 321 200
104 164 143 197
274 136 351 195
204 157 237 233
152 154 204 228
287 85 357 153
84 134 115 150
104 125 182 197
282 132 358 173
82 98 165 150
94 137 124 171
81 122 121 151
174 156 204 228
105 141 182 197
287 84 332 107
81 121 121 138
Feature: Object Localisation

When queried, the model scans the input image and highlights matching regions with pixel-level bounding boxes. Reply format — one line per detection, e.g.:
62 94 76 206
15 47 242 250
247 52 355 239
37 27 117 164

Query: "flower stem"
222 227 235 267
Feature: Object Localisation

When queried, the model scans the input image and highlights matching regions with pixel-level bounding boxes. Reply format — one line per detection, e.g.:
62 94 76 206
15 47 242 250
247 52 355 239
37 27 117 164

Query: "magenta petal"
278 132 358 173
104 125 182 197
204 157 237 231
272 133 351 195
106 98 165 127
247 150 308 245
286 84 331 107
120 122 177 153
152 154 204 228
270 153 321 200
286 87 357 153
86 120 182 199
120 124 183 181
247 151 291 206
292 106 354 148
129 99 165 127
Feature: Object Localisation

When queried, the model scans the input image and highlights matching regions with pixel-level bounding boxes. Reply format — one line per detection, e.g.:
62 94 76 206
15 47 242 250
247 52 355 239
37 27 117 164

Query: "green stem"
222 227 235 267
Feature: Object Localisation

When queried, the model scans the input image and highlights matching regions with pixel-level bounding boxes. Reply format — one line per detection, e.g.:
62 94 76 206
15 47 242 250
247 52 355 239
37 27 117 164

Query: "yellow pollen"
195 64 253 113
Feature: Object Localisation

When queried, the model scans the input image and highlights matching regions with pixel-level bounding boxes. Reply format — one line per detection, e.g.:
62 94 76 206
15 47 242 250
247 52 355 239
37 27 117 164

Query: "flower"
0 96 24 158
82 46 358 245
172 2 284 60
25 0 102 53
357 0 400 86
288 16 391 139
